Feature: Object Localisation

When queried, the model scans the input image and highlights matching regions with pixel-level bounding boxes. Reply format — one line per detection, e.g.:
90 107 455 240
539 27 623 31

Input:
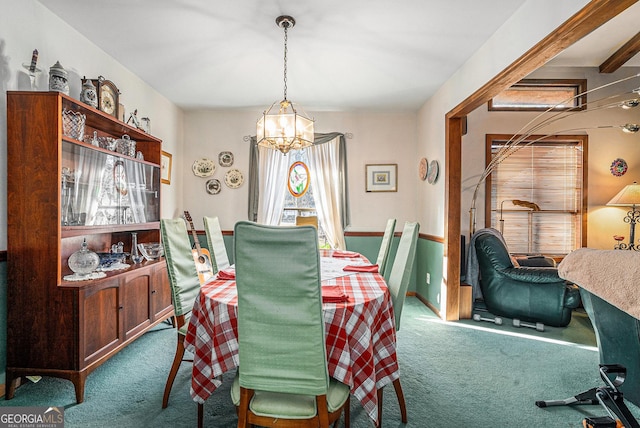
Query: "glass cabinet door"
62 142 160 226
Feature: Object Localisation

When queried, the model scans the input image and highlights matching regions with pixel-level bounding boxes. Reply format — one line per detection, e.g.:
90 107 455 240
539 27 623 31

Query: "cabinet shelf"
62 221 161 238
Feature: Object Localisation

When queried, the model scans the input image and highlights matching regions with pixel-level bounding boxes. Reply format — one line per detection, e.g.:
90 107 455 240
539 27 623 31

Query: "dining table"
184 248 400 426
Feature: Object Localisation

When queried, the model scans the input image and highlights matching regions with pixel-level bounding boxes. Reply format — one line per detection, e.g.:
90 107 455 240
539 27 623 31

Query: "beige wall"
462 66 640 250
182 109 418 232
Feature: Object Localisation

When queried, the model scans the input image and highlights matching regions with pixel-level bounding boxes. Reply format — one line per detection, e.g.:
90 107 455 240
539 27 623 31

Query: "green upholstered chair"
375 218 396 281
473 232 580 327
231 221 350 428
378 221 419 425
160 218 202 409
203 215 230 272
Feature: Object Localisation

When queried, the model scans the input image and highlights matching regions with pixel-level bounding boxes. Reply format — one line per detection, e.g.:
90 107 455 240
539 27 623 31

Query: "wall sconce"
607 181 640 250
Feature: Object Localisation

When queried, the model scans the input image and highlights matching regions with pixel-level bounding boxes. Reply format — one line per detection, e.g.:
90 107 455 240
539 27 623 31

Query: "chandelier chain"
283 24 288 101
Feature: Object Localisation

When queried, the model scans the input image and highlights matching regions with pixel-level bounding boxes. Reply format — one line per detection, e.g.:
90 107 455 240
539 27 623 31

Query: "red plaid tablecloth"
184 249 399 426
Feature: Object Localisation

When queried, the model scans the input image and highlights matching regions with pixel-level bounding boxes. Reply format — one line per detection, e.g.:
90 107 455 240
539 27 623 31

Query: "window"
248 133 349 249
281 151 328 246
488 79 587 111
485 134 587 256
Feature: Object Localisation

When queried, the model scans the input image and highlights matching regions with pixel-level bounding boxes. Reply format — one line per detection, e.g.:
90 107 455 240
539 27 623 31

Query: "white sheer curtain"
256 146 289 225
306 136 346 249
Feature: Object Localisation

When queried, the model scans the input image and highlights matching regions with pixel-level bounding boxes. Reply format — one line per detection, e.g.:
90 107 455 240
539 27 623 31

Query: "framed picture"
161 151 172 185
366 164 397 192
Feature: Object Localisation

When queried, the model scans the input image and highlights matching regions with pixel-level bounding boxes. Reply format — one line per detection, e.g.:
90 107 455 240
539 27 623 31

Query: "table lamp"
606 181 640 250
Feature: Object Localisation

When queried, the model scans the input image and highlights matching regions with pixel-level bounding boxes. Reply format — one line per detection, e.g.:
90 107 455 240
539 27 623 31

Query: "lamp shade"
257 100 314 154
607 182 640 206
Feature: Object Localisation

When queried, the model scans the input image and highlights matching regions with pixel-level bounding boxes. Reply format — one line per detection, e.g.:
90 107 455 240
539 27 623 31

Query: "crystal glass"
68 238 100 276
61 109 86 141
130 232 144 264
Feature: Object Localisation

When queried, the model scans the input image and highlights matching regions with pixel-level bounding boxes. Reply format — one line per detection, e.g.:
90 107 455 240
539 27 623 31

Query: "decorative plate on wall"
192 158 216 177
427 160 439 184
610 158 628 177
224 169 244 189
218 151 234 167
206 178 221 195
418 157 428 181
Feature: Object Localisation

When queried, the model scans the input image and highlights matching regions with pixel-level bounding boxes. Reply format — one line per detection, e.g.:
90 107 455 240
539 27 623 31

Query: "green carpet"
2 297 638 427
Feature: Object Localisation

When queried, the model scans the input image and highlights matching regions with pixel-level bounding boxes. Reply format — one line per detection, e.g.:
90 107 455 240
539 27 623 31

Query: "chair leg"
377 379 408 426
377 387 384 427
197 403 204 428
162 333 186 408
393 378 408 423
345 396 350 428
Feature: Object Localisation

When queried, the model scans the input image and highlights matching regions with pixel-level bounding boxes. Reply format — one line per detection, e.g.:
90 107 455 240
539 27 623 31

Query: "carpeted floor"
2 297 638 427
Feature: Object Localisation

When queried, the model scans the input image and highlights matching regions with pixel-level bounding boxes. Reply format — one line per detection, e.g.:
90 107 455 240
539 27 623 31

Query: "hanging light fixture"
256 15 314 154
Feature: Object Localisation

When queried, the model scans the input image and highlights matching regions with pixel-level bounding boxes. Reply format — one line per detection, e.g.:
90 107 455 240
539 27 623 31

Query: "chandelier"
256 15 314 154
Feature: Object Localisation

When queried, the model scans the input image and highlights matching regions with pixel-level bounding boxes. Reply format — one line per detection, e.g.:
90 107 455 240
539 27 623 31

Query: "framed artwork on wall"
161 151 172 184
366 164 397 192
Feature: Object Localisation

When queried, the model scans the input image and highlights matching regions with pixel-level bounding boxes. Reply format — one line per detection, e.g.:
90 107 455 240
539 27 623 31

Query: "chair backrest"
376 218 396 280
160 218 202 317
295 215 318 229
387 221 420 331
234 221 328 396
474 231 513 271
203 216 230 272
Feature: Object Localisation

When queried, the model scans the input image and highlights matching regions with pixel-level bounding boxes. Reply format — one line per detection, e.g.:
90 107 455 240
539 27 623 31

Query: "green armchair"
474 232 580 327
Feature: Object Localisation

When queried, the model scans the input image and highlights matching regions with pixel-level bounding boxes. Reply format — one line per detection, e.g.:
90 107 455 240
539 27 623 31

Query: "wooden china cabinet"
5 91 173 403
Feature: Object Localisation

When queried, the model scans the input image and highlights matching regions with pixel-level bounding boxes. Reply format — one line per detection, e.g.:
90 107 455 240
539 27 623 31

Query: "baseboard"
415 292 441 318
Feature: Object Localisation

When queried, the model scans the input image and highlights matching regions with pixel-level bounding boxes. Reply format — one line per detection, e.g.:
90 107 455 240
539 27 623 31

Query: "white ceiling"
38 0 640 112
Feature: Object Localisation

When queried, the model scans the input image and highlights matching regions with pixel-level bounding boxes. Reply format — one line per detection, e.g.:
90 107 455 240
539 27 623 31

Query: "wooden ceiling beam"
599 31 640 73
447 0 638 118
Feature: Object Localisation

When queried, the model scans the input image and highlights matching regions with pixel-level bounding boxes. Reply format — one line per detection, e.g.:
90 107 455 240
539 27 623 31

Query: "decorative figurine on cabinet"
48 61 69 95
80 78 98 108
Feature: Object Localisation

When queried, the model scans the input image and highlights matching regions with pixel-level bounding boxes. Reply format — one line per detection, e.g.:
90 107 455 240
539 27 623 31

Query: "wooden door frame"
443 0 637 321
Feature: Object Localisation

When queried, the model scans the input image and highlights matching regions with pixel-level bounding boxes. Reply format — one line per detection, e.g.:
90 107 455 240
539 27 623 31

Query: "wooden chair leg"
345 396 351 428
378 379 408 426
377 387 384 427
197 402 204 428
393 378 408 423
162 333 186 408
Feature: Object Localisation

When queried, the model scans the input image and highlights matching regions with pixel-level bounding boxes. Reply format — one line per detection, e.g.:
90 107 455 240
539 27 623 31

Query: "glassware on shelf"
68 238 100 276
130 232 144 264
62 109 86 141
61 167 75 226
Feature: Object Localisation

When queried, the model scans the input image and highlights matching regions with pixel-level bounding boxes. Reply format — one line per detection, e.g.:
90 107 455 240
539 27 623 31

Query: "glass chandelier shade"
257 15 314 154
257 99 314 154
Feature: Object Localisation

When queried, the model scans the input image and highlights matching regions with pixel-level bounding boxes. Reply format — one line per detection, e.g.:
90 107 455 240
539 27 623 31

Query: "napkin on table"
216 268 236 280
332 250 360 258
322 286 349 303
343 264 379 273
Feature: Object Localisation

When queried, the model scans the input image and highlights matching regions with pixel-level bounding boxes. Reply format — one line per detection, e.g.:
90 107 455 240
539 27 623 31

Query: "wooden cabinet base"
4 312 173 403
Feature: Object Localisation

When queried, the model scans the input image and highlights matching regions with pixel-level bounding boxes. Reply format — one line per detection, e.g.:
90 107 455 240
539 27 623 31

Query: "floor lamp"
607 182 640 251
499 199 540 253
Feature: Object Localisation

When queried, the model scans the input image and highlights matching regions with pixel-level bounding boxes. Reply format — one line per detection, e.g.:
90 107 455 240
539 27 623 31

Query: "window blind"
488 137 584 255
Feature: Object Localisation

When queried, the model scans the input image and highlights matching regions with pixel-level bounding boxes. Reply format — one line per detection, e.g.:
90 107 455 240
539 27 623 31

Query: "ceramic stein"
49 61 69 95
